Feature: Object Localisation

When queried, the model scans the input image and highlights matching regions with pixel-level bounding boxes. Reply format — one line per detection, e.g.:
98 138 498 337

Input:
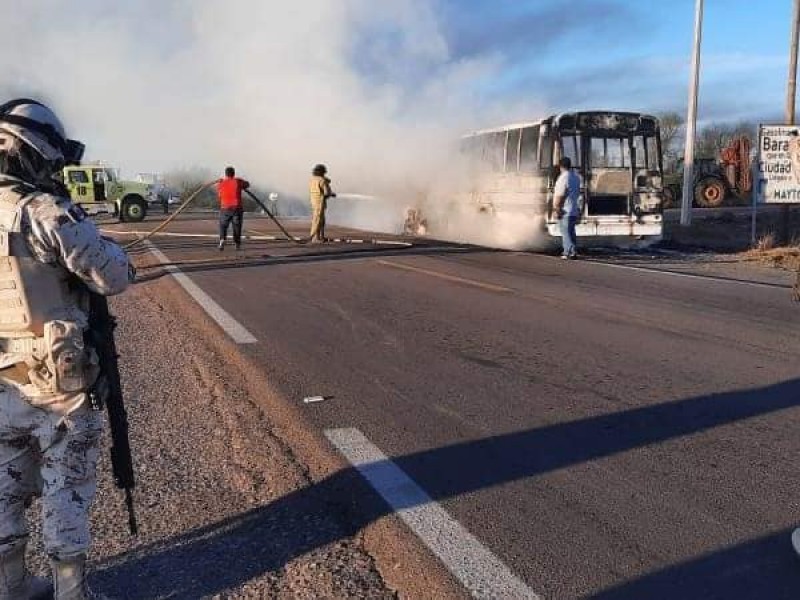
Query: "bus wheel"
121 196 147 222
694 178 726 208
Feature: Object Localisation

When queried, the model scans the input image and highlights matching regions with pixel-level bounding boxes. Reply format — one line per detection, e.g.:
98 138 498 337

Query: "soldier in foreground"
0 99 133 599
309 163 336 243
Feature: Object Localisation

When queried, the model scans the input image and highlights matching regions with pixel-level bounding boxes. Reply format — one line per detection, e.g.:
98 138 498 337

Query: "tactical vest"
0 177 92 395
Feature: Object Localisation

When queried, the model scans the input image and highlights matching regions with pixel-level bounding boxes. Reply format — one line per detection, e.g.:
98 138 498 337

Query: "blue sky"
1 0 791 179
426 0 793 124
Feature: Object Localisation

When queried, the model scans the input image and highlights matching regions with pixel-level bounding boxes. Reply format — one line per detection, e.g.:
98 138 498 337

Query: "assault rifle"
87 291 138 535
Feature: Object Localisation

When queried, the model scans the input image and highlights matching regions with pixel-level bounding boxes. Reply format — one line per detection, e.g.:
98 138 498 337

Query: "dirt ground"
22 276 401 599
662 206 800 253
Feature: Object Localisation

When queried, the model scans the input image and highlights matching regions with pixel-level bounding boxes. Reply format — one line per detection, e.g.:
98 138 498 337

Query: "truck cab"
63 164 150 222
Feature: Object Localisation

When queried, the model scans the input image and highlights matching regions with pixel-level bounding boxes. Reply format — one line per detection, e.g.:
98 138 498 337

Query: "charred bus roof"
462 111 660 139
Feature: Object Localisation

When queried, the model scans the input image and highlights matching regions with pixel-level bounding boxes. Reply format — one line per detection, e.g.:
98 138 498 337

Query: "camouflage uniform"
0 388 101 558
0 175 131 562
309 175 332 242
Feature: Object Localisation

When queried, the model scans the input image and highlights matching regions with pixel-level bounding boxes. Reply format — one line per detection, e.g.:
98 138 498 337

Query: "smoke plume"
0 0 547 248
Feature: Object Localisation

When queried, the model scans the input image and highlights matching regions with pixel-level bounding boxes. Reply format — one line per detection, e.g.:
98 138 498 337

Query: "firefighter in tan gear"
0 99 132 600
308 163 335 242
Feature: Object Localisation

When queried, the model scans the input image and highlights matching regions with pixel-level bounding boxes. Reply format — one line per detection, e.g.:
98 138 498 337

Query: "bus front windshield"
589 135 660 172
590 137 629 168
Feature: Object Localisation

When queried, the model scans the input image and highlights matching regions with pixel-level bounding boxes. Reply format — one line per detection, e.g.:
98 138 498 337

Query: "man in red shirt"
217 166 250 251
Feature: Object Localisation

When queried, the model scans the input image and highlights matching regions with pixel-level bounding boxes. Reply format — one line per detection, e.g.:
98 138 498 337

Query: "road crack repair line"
376 260 513 294
325 427 539 600
144 241 258 344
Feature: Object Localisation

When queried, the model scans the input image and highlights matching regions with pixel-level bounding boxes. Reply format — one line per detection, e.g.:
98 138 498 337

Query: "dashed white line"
144 241 258 344
324 427 539 600
377 260 513 293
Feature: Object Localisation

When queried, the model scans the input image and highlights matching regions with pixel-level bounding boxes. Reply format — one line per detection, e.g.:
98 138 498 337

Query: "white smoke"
0 0 547 248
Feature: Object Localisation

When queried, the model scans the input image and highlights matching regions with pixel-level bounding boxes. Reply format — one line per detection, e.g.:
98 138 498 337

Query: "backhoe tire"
120 195 147 223
694 178 726 208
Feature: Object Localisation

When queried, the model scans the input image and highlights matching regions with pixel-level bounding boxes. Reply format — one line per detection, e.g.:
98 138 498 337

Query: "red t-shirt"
217 177 249 210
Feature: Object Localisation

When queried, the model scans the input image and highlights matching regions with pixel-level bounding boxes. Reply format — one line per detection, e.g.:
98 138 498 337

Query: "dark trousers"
219 207 243 245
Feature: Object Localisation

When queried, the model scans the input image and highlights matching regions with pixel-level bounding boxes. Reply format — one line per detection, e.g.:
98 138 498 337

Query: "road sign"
757 124 800 203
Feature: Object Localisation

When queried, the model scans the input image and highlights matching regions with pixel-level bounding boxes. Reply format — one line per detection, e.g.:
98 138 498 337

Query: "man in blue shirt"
552 156 581 259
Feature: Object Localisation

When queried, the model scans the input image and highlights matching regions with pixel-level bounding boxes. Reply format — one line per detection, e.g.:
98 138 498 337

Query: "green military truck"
62 164 151 222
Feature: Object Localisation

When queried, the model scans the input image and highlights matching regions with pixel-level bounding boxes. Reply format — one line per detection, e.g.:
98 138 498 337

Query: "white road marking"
325 427 539 600
377 260 513 293
582 258 792 289
144 241 258 344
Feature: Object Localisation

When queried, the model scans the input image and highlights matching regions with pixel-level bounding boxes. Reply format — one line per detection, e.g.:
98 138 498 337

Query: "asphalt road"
106 213 800 599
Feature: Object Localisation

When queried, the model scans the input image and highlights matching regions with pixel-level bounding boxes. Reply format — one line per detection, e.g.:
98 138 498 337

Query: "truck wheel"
121 196 147 223
694 178 726 208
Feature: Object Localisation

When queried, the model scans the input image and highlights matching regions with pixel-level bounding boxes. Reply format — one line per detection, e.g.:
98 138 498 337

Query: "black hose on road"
122 180 412 251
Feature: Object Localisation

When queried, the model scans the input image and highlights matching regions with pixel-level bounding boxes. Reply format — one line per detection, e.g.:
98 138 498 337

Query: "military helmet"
0 99 84 183
312 163 327 176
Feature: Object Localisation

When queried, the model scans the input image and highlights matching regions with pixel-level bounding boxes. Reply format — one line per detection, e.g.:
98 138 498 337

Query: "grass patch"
741 241 800 271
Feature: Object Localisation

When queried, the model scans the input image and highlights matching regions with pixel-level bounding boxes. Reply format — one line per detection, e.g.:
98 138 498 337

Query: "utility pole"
788 0 800 125
781 0 800 243
681 0 704 227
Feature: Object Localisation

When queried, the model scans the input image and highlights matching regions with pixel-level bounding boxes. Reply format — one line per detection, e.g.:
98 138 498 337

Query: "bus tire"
694 177 726 208
120 195 147 223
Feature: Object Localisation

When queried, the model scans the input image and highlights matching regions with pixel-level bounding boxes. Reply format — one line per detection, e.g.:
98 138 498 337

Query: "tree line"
160 167 308 216
658 112 757 172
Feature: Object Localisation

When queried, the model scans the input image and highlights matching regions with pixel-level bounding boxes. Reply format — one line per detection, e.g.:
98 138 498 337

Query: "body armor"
0 178 94 395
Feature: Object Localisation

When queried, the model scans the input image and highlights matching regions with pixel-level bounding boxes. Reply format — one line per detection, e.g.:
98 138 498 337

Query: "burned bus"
406 111 665 249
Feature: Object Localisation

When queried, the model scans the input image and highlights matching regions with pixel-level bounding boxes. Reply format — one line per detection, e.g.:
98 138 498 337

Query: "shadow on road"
590 527 798 600
93 378 800 598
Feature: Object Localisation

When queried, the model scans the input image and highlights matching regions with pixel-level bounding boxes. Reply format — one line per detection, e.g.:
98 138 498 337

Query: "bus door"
546 134 582 223
586 135 634 216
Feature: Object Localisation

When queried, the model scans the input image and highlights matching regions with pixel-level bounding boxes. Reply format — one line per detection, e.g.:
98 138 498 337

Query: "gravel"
23 277 396 600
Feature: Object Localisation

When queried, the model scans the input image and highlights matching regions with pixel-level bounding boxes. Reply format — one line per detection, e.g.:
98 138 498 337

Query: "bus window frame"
506 128 522 172
485 132 506 172
646 135 661 172
500 131 508 172
538 127 554 173
519 125 540 172
559 133 582 168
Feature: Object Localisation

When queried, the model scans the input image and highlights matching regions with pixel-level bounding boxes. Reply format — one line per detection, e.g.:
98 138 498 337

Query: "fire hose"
123 180 218 250
123 181 410 250
123 181 310 250
244 188 309 245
